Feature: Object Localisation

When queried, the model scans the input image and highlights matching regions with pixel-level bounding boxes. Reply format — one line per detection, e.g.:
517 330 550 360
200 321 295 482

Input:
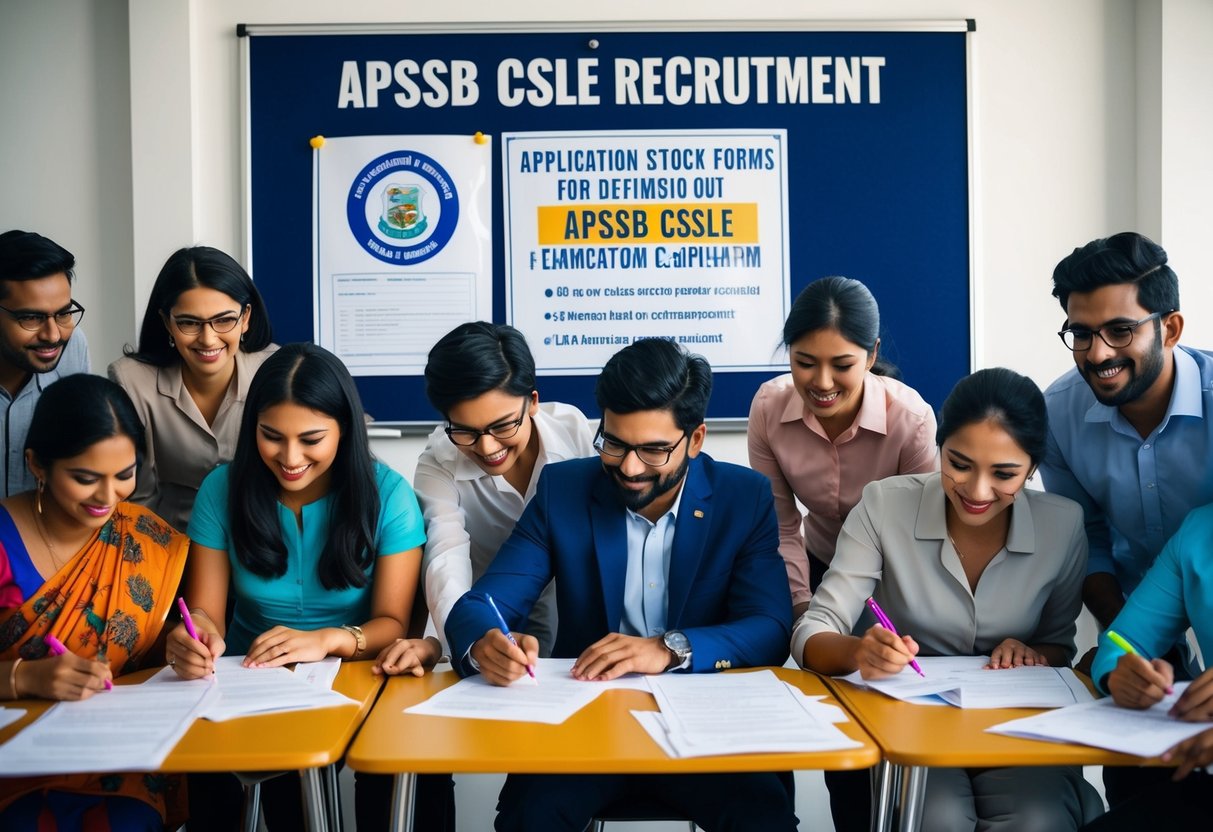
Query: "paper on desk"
987 682 1211 757
0 707 27 729
405 657 648 724
294 656 342 690
0 676 216 776
839 656 1094 709
786 686 848 724
145 656 357 721
643 670 862 757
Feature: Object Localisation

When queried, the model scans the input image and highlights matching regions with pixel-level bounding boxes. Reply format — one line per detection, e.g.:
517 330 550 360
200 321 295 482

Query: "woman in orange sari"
0 375 188 831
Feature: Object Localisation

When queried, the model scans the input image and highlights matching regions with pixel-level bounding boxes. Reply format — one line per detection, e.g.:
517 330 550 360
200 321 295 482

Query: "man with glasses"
446 338 796 832
1041 232 1212 807
0 230 89 497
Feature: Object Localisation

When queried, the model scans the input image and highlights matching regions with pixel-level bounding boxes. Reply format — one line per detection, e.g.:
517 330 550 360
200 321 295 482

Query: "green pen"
1105 630 1137 655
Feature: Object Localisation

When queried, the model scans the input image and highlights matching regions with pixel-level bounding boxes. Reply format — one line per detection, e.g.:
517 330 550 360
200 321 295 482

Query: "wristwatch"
341 624 367 658
662 630 692 671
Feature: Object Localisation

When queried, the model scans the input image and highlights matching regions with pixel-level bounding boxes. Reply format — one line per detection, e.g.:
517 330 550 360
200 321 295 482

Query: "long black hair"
782 276 901 379
127 246 273 366
228 343 378 589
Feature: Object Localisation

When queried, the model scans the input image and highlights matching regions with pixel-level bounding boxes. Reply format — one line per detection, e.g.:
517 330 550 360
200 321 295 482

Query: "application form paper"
839 656 1094 709
987 682 1211 757
641 670 862 757
405 658 649 724
0 677 216 776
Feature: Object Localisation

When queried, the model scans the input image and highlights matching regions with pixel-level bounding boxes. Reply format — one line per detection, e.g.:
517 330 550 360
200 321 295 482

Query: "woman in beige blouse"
797 368 1102 831
108 246 276 531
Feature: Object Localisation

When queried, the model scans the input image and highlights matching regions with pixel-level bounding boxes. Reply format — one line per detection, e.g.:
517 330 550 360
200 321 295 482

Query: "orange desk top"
824 676 1160 769
1 661 384 773
346 666 880 775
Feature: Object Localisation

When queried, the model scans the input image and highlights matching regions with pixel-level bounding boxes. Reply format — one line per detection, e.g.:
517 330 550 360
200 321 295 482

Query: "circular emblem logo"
346 151 459 265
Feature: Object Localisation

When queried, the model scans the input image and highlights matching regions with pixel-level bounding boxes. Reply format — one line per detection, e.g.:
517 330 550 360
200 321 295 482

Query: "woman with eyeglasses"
379 322 593 674
108 246 276 531
795 368 1103 831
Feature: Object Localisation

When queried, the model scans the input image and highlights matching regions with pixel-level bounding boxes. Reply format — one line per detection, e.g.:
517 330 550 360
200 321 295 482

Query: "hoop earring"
35 479 44 515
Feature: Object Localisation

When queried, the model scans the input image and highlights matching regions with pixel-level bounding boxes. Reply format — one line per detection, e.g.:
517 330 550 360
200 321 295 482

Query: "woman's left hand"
986 638 1049 669
243 626 337 668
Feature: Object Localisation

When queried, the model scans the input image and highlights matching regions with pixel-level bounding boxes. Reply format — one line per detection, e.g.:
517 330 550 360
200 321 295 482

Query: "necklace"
30 493 66 572
947 533 966 561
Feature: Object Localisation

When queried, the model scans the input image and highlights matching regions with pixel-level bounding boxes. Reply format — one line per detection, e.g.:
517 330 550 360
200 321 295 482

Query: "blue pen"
486 594 536 680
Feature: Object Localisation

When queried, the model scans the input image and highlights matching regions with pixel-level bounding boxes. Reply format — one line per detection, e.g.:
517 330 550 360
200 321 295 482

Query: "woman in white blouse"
377 322 593 671
796 368 1103 831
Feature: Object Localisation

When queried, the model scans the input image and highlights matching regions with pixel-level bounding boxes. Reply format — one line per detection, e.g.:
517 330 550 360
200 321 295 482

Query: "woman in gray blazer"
795 368 1103 831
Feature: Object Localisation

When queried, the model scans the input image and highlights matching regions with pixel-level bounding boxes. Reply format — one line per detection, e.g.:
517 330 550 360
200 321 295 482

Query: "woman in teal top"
1082 503 1213 830
166 343 444 830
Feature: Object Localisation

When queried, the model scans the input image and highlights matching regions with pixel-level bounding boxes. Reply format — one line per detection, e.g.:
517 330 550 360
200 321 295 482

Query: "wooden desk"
1 661 384 832
824 677 1162 832
346 666 880 832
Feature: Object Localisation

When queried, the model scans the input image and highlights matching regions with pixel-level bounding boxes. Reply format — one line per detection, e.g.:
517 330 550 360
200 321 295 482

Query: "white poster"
502 129 790 374
314 135 492 376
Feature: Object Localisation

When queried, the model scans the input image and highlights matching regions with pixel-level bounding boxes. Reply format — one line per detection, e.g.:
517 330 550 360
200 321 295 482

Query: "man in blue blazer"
446 338 796 832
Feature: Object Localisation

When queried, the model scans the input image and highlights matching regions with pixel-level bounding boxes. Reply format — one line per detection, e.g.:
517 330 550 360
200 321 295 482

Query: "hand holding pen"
1105 629 1174 709
468 594 538 687
35 634 113 699
860 598 925 678
168 597 221 679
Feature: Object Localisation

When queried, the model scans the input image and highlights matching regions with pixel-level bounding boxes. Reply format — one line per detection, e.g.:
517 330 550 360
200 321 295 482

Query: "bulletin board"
241 21 975 425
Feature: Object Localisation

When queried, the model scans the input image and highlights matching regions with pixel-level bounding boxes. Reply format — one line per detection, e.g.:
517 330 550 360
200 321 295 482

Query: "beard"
606 453 690 513
1082 330 1165 408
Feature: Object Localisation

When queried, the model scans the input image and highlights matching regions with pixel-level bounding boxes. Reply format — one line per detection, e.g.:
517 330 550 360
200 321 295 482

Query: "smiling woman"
108 246 278 532
795 368 1103 831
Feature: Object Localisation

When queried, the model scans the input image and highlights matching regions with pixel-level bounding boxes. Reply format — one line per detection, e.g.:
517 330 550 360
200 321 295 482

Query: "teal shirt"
1092 502 1213 693
188 461 426 654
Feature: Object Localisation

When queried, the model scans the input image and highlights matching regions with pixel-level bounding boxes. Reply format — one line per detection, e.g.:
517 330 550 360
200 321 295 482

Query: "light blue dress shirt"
188 461 426 654
1091 502 1213 693
1 330 89 497
621 482 687 639
1041 345 1213 595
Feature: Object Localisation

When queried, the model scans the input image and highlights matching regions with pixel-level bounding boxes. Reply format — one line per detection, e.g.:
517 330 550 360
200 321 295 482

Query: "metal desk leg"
897 766 927 832
872 760 897 832
241 782 262 832
323 763 343 832
389 772 418 832
300 768 330 832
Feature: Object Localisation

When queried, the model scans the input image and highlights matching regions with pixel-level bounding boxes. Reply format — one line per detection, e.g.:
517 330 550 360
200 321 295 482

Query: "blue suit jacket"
446 453 792 675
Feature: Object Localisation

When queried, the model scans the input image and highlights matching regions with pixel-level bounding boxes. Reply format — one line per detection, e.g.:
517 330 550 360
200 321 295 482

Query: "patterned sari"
0 502 189 826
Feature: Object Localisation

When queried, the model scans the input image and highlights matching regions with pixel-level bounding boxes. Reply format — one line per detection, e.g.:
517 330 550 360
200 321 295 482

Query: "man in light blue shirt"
1041 231 1211 807
0 230 91 497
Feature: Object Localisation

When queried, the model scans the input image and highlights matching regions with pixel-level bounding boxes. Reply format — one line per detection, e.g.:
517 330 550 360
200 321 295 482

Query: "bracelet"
4 657 22 700
341 624 367 658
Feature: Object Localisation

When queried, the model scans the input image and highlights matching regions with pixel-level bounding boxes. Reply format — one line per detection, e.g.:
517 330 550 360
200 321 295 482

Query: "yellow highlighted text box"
538 203 758 245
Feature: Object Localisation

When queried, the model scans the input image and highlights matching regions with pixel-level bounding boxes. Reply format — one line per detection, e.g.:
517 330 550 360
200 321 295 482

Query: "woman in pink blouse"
748 276 938 618
749 276 938 832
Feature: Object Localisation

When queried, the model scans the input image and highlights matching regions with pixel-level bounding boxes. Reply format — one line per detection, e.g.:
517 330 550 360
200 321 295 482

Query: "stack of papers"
839 656 1094 709
987 681 1211 757
0 675 217 775
405 658 649 724
637 670 861 758
144 656 358 721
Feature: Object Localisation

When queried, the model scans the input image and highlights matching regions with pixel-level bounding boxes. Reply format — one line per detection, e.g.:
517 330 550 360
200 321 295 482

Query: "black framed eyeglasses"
444 400 528 446
1057 310 1173 351
0 300 85 332
172 309 246 336
593 426 687 467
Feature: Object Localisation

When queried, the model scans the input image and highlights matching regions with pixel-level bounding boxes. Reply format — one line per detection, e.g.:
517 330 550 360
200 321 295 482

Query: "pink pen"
45 634 113 690
177 597 199 640
865 598 925 677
